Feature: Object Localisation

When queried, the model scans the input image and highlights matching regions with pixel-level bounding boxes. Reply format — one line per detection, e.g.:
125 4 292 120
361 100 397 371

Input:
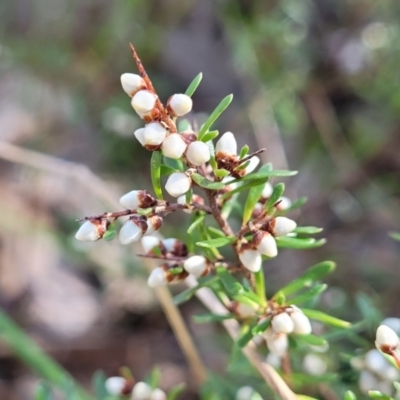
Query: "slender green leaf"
237 323 257 348
185 72 203 97
207 226 226 237
200 130 219 143
289 284 327 305
237 169 298 182
368 391 392 400
275 237 326 249
163 156 184 171
167 383 186 400
221 178 269 200
151 151 163 199
243 164 271 224
185 187 193 204
239 145 249 159
177 119 192 132
35 383 52 400
172 276 218 305
160 164 179 176
103 224 116 241
149 367 162 389
389 231 400 242
216 267 243 295
266 183 285 209
251 318 271 335
198 94 233 140
214 169 230 178
193 313 235 323
191 173 225 190
302 309 351 328
196 237 236 248
293 226 323 234
92 371 108 400
344 391 357 400
296 334 327 346
254 269 266 306
234 291 265 307
393 381 400 392
187 214 205 234
277 261 336 297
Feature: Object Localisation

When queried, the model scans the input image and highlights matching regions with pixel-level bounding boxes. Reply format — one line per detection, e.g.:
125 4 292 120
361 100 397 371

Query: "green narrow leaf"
207 226 226 237
296 334 327 346
302 309 351 328
266 183 285 209
151 151 163 199
293 226 323 234
277 261 336 297
251 317 271 335
368 391 392 400
191 173 225 190
237 169 298 182
185 187 193 204
103 224 116 241
289 284 327 305
254 268 266 306
389 231 400 242
198 94 233 140
200 130 219 143
196 237 236 249
187 214 205 234
148 367 162 389
92 371 108 400
167 383 186 400
185 72 203 97
243 164 271 225
172 276 219 305
193 313 235 323
177 119 192 133
216 267 243 295
214 169 230 178
35 383 52 400
275 237 326 249
220 178 270 200
239 145 249 159
163 156 184 171
237 323 257 348
160 164 179 176
344 390 357 400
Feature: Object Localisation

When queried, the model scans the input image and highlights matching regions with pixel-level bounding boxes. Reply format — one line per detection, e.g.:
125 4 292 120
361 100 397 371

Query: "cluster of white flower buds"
263 306 312 357
105 377 166 400
237 216 297 272
142 235 211 287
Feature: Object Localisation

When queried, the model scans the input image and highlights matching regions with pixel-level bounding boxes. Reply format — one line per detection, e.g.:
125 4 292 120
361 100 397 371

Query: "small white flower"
238 249 262 272
183 255 208 277
255 232 278 258
290 311 312 334
120 73 146 97
186 141 211 166
270 216 297 237
365 349 388 374
131 90 157 118
105 377 126 396
143 122 167 146
302 354 327 376
141 236 161 254
119 218 145 244
245 156 260 174
277 196 292 210
75 221 100 241
147 267 167 287
165 172 192 197
261 182 273 199
168 94 193 117
149 388 167 400
134 128 146 146
266 333 288 357
271 312 294 334
119 190 155 210
376 325 399 349
131 381 153 400
215 131 237 156
161 133 187 159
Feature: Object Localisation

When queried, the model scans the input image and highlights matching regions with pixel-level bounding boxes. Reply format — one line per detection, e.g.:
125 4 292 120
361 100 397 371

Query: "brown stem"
205 189 235 237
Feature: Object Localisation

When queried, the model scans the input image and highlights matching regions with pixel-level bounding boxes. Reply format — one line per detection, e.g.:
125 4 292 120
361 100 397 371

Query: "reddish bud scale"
146 215 163 235
181 132 197 143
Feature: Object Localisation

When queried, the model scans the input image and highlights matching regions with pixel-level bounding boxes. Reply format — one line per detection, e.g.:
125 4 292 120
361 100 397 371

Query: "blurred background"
0 0 400 398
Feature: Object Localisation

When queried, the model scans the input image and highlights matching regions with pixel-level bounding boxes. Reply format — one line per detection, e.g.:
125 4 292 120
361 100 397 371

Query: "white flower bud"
143 122 167 146
290 311 312 334
147 267 168 287
145 215 163 235
141 236 161 254
277 196 292 211
162 238 178 253
266 352 282 368
186 141 211 166
119 190 156 209
266 333 288 357
215 131 237 156
149 388 167 400
359 370 379 394
177 194 192 214
255 232 278 258
376 324 399 349
119 217 146 244
105 377 126 396
131 381 152 400
236 386 262 400
183 255 208 277
134 128 146 146
131 90 157 118
271 312 294 334
75 221 101 242
245 156 260 174
120 73 146 97
365 349 388 373
161 133 187 159
161 238 187 257
261 182 273 199
168 94 193 117
302 354 327 376
236 302 258 318
270 216 297 237
238 249 262 272
165 172 192 197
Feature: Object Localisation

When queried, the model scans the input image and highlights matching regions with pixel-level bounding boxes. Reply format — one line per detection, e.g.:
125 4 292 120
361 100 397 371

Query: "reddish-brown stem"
236 148 266 166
